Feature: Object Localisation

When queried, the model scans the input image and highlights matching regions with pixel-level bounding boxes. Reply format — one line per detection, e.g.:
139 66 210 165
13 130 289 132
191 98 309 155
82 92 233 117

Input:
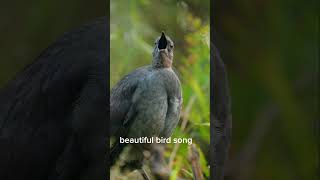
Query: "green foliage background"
214 0 318 180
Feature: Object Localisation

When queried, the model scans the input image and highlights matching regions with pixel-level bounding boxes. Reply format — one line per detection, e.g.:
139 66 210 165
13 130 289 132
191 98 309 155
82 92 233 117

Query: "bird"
211 42 232 180
0 17 108 180
110 32 183 176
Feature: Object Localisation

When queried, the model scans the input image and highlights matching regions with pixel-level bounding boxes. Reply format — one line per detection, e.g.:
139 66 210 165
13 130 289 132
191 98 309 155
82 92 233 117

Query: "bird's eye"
170 45 174 48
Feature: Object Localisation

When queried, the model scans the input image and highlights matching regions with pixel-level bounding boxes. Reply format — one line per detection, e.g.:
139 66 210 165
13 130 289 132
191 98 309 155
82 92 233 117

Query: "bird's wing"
110 66 150 166
110 66 151 136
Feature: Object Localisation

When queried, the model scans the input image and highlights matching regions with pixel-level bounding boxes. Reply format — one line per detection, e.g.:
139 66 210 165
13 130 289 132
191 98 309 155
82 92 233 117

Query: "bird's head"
152 32 174 68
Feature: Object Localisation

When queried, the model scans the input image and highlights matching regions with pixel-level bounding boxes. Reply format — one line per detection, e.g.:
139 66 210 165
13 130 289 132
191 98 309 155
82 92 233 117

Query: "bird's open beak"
158 32 167 50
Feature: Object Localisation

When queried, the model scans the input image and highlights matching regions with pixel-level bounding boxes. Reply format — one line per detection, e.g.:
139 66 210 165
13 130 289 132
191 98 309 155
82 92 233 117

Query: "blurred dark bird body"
110 33 182 170
211 43 232 180
0 17 108 180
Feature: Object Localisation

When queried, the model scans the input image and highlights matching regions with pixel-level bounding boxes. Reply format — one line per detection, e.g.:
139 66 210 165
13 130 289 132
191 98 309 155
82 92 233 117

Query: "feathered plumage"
0 17 108 180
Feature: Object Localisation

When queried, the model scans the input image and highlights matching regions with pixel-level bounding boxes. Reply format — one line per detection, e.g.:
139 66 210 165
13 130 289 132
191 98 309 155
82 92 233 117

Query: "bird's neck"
152 57 172 69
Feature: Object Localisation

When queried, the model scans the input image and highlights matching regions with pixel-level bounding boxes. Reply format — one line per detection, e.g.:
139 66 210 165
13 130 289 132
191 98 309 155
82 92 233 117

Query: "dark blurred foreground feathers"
211 43 232 180
0 17 108 180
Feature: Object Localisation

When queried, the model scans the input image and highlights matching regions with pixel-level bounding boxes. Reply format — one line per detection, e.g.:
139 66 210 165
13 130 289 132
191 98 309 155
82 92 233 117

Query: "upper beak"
158 32 167 50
